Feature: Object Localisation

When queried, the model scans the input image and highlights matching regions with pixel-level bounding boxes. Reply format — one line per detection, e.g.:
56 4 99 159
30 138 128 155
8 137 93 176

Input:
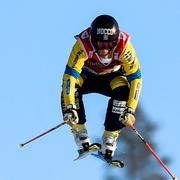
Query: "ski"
74 143 101 161
91 151 124 168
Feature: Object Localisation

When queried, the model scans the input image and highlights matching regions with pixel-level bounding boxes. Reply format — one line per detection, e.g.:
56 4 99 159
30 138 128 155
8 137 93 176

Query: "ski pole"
20 122 66 148
130 125 177 180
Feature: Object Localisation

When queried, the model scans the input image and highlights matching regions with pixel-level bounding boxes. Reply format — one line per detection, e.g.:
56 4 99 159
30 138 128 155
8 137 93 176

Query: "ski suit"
61 27 142 131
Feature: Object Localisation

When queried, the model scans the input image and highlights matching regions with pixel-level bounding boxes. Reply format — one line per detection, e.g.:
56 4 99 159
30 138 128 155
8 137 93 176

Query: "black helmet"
90 15 119 49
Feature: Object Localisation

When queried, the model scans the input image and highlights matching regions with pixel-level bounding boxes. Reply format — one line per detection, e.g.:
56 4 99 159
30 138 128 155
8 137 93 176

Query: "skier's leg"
72 86 92 153
61 81 92 153
101 84 130 159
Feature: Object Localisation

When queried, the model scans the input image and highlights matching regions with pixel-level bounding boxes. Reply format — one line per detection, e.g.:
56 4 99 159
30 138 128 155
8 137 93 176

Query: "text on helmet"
97 28 115 35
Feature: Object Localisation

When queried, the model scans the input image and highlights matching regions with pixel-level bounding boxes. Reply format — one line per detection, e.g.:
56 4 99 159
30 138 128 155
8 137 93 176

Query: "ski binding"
91 151 124 168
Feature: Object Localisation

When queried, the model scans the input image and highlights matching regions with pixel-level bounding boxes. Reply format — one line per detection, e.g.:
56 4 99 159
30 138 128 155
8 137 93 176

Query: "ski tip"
110 160 125 168
173 177 178 180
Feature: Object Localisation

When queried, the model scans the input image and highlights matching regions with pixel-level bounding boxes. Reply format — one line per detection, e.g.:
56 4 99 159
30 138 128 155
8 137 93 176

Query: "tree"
104 105 170 180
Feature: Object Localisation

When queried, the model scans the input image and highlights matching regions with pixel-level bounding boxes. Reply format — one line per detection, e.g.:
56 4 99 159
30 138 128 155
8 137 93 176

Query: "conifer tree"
104 105 170 180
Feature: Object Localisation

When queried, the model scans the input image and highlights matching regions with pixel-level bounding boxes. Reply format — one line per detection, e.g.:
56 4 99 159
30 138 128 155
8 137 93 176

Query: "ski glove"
63 104 78 126
121 107 135 126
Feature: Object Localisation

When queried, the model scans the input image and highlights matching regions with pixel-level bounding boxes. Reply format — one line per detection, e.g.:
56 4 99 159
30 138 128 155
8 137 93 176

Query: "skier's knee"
111 86 129 100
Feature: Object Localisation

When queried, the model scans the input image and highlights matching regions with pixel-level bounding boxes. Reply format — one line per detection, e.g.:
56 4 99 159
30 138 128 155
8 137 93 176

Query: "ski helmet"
90 15 119 50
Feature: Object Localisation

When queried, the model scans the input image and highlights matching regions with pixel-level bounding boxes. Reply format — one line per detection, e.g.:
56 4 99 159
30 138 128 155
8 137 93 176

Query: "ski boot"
72 124 101 161
100 130 124 168
71 124 91 154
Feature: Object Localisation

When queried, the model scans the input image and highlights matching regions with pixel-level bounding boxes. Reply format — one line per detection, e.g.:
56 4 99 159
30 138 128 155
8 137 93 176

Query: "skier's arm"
62 40 88 108
120 41 142 112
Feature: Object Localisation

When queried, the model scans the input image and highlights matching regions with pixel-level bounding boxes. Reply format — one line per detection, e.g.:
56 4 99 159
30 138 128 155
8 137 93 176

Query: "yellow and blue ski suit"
61 28 142 131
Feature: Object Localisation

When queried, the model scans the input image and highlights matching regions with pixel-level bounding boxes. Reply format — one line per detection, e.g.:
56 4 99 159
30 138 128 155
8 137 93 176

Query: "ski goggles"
95 41 117 50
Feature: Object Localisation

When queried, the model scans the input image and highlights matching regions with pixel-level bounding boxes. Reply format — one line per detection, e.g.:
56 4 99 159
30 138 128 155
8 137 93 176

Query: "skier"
61 14 142 161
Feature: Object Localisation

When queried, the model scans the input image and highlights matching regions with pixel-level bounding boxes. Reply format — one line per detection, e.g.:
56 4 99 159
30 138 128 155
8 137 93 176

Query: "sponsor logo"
134 82 141 100
85 59 120 69
124 50 133 62
119 32 126 40
103 34 108 40
97 28 115 35
130 61 135 69
113 100 126 107
114 53 119 60
75 88 80 109
81 31 89 39
86 60 104 68
112 107 121 114
72 49 83 68
66 79 70 96
112 100 126 114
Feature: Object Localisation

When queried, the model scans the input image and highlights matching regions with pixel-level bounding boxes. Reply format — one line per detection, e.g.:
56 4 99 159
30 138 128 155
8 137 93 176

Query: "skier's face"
95 41 115 57
98 49 110 57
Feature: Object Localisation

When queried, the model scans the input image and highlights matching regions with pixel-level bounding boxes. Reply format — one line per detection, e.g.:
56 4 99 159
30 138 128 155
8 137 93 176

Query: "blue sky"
0 0 179 179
